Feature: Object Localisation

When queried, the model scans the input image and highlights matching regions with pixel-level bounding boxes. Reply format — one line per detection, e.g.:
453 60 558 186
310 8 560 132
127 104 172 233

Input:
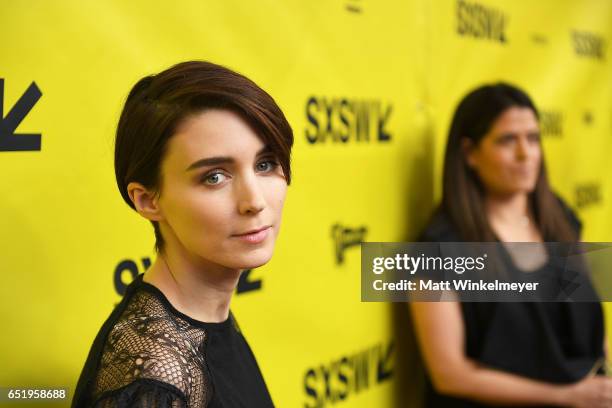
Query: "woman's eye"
528 133 541 143
202 172 227 185
256 159 278 173
497 135 515 145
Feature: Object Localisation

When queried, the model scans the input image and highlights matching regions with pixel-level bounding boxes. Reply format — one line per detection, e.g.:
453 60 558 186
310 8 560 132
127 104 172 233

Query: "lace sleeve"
86 290 213 408
93 379 187 408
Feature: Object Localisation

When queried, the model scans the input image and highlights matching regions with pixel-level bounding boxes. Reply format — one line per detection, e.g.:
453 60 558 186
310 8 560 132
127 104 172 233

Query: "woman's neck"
485 193 530 223
143 247 241 323
485 192 541 242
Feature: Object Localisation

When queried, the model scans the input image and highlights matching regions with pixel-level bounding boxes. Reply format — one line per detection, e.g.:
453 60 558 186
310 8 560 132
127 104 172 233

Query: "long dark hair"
441 82 577 242
114 61 294 252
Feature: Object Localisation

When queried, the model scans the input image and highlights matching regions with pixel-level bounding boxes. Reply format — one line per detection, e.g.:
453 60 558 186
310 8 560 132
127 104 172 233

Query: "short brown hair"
114 61 294 252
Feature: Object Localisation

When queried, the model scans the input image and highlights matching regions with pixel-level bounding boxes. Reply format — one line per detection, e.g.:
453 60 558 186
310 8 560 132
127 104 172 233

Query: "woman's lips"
512 167 536 177
233 226 271 244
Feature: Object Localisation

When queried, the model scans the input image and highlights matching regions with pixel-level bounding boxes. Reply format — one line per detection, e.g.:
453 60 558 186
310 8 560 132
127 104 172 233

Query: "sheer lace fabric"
94 380 185 408
91 290 211 407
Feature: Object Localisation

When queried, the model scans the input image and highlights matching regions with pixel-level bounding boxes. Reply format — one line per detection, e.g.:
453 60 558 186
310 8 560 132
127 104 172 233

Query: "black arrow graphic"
377 341 394 382
0 79 42 152
236 269 262 294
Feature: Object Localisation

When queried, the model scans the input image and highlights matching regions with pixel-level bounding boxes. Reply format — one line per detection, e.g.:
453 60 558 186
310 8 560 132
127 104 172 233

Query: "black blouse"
72 275 274 408
418 204 605 408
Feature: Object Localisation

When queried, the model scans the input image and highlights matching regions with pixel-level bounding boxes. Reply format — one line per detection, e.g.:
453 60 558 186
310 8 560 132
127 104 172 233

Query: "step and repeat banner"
1 1 610 407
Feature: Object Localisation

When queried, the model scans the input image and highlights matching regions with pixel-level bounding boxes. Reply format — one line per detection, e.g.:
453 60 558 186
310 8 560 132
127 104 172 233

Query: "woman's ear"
127 182 164 222
462 137 477 168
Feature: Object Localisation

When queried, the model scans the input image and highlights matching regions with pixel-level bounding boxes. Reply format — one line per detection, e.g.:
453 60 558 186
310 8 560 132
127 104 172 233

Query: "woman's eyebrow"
185 146 273 171
186 156 233 171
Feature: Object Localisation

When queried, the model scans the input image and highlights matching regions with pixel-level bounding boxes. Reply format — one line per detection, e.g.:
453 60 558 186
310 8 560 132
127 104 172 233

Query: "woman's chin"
234 249 275 270
517 182 538 194
498 179 537 195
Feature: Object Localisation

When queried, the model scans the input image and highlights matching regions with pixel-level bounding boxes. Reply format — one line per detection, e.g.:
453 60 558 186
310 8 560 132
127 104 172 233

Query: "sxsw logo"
572 31 605 60
583 111 594 126
539 110 563 137
113 257 262 296
114 258 152 296
303 341 394 407
456 0 508 44
305 96 393 144
575 183 602 210
531 33 549 46
345 0 363 13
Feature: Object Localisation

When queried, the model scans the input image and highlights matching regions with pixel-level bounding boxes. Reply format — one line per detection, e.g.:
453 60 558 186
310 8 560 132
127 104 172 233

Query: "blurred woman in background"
411 83 610 407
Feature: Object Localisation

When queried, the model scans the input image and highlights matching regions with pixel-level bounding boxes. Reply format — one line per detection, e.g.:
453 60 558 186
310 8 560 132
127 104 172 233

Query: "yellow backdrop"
1 1 611 407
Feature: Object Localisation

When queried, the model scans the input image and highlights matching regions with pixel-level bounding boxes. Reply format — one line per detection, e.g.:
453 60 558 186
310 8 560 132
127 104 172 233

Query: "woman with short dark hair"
73 61 293 408
411 83 610 407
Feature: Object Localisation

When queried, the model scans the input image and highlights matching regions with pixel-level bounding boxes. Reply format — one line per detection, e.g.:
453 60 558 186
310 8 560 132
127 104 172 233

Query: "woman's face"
466 106 541 196
156 109 288 271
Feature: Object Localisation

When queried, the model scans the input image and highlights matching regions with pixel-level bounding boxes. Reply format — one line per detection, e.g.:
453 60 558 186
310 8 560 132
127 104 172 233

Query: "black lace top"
72 275 274 408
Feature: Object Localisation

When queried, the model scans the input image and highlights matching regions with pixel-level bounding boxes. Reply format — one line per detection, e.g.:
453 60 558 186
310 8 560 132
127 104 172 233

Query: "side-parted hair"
441 82 577 242
114 61 294 252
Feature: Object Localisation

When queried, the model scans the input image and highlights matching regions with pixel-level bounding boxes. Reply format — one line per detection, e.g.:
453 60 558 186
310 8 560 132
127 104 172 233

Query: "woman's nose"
237 174 266 215
515 136 530 160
